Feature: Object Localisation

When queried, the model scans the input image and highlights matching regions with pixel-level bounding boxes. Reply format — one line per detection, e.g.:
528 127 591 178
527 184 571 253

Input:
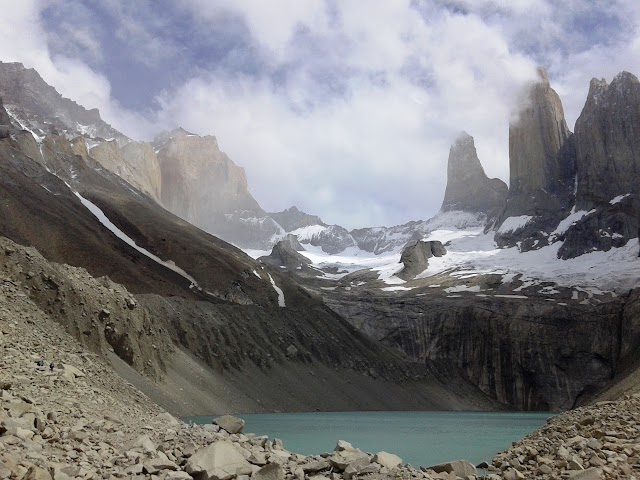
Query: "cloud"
1 1 640 229
150 2 538 227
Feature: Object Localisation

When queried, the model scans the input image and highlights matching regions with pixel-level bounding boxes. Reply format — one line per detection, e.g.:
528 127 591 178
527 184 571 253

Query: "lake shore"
1 279 639 479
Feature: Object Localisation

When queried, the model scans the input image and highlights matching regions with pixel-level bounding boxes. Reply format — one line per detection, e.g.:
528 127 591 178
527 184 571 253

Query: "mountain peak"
440 132 507 218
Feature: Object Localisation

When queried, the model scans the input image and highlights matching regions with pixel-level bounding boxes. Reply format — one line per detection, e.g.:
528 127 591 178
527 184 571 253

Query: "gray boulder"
428 459 477 478
185 441 251 480
213 415 245 434
253 463 284 480
398 240 446 280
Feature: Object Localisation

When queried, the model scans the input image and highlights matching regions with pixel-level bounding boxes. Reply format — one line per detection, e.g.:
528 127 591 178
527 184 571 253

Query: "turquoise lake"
186 411 551 468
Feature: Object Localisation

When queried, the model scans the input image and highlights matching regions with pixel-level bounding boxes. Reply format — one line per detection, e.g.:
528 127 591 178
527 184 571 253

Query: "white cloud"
1 1 640 229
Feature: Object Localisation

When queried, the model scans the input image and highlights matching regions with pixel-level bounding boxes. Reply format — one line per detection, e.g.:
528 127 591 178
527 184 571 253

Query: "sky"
1 1 639 229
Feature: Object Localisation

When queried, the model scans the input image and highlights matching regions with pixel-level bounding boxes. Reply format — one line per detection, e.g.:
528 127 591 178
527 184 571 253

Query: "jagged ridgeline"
493 67 639 257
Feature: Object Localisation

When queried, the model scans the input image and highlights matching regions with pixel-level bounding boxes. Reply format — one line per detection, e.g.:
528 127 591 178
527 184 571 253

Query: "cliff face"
558 72 640 259
508 68 573 198
325 292 629 411
154 129 263 233
121 141 162 201
494 67 576 250
574 72 640 209
441 132 507 219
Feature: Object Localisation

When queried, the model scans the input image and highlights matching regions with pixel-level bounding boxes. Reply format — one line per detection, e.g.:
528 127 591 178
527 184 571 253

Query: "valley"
0 57 639 480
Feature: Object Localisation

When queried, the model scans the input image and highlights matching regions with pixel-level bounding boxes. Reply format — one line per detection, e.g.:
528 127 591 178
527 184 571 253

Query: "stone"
185 441 251 480
428 460 477 478
398 240 447 280
373 451 402 470
343 457 374 479
124 435 156 453
213 415 245 434
301 459 330 472
568 467 603 479
253 463 284 480
503 469 525 480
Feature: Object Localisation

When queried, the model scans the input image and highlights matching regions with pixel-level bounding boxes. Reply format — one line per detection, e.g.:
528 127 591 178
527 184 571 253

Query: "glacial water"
187 411 551 469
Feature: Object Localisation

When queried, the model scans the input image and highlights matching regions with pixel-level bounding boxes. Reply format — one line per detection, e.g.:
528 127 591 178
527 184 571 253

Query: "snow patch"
551 208 595 237
381 286 413 292
444 285 481 293
497 215 533 234
610 194 631 205
267 274 286 307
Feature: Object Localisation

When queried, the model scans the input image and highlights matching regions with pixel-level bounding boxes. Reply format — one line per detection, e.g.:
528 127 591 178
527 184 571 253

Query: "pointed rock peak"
441 132 507 217
536 66 550 86
612 71 640 85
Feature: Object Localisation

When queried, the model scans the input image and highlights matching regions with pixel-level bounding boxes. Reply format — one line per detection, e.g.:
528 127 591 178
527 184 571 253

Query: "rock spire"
440 132 507 218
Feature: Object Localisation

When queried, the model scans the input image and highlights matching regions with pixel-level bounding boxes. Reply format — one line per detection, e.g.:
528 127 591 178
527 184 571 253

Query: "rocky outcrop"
0 236 172 380
559 72 640 259
495 67 576 250
398 240 446 280
0 61 127 143
269 206 325 232
305 225 357 254
258 235 312 272
0 97 11 125
441 132 507 219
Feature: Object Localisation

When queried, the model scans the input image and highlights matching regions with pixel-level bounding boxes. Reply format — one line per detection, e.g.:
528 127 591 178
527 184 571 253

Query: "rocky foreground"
1 275 640 480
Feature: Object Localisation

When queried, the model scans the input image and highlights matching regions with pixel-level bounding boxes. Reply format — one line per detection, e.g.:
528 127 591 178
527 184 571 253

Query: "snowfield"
246 226 640 293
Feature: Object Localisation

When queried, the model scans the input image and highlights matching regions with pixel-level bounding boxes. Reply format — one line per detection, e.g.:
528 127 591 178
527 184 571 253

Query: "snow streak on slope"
267 273 286 307
73 191 217 294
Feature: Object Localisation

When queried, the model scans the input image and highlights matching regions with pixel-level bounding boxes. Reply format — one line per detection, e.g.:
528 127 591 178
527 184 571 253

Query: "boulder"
185 441 251 480
253 463 284 480
373 451 402 470
213 415 245 434
398 240 446 280
428 460 477 478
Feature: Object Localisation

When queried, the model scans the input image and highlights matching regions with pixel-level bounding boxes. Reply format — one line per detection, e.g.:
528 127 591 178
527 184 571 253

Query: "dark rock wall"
326 293 627 411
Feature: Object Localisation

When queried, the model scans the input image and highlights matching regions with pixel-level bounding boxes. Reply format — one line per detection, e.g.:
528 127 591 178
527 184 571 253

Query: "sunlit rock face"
121 141 162 201
90 140 160 201
494 67 576 250
153 128 264 236
441 132 507 219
